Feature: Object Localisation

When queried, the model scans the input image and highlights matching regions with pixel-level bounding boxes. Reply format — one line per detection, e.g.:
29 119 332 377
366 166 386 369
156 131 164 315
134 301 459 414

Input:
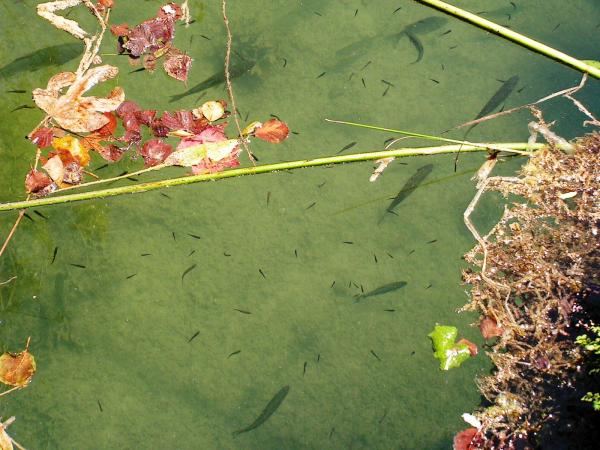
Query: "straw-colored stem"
413 0 600 79
0 143 544 212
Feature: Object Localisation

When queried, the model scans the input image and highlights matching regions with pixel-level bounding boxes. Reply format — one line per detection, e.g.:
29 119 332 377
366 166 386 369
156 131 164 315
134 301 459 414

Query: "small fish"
291 131 300 135
337 141 357 154
306 202 316 210
361 60 372 70
270 113 281 120
33 210 48 219
430 78 439 84
294 249 298 258
69 263 86 269
51 247 58 264
381 79 394 86
354 9 358 17
360 284 364 293
282 58 287 67
380 164 433 221
234 308 252 315
386 252 394 259
343 241 353 245
95 163 109 171
378 409 388 424
160 193 171 199
314 11 322 16
303 361 307 375
552 23 560 31
233 385 290 436
449 45 458 50
382 85 391 97
455 75 519 169
425 283 432 289
330 281 336 288
126 273 137 279
97 400 103 412
393 7 402 14
188 331 200 342
129 67 146 74
182 264 197 284
440 29 452 36
224 252 231 257
6 89 26 93
259 268 266 279
426 239 438 244
228 350 241 358
317 354 321 363
200 34 211 40
141 253 151 256
408 249 415 255
361 77 366 88
188 233 201 240
406 32 423 63
266 191 271 206
384 309 396 312
23 213 34 222
411 350 416 355
373 254 378 263
11 105 34 112
188 250 196 257
370 350 381 361
316 71 326 79
354 281 407 301
172 232 176 241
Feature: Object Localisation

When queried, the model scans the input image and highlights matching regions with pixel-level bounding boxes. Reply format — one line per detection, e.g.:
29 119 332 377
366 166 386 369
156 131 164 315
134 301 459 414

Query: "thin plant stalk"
0 142 545 212
325 119 532 155
414 0 600 79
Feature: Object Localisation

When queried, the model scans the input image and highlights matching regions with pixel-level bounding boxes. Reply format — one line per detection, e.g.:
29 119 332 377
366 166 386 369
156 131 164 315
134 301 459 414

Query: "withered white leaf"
33 65 124 133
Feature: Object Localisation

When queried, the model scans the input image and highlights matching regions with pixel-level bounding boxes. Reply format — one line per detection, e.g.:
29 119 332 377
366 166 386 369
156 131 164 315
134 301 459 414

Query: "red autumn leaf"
192 124 227 144
140 139 173 167
99 0 114 7
163 48 193 82
110 23 130 37
124 129 142 145
255 118 290 143
160 110 207 134
457 338 478 357
151 119 170 137
0 341 36 388
122 15 175 58
158 3 183 20
97 144 124 162
29 127 54 148
25 169 52 194
96 112 117 137
135 109 157 126
453 428 479 450
479 316 503 339
116 100 141 117
191 152 241 175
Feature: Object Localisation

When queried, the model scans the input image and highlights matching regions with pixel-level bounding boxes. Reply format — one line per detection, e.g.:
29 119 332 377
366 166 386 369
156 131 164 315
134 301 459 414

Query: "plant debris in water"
456 134 600 449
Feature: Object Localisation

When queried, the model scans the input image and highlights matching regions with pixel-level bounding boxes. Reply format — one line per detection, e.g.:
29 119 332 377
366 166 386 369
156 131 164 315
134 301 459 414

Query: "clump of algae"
460 133 600 449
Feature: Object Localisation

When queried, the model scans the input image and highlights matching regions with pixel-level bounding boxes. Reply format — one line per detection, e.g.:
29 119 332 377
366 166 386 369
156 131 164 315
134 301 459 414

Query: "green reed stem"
0 143 543 212
414 0 600 80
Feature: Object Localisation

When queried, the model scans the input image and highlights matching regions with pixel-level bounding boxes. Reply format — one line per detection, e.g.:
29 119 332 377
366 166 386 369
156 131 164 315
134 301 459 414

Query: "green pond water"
1 0 599 448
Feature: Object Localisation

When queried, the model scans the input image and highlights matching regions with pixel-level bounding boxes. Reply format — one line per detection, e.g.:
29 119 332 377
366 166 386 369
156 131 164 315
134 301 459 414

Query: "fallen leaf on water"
479 316 503 339
163 48 193 82
29 127 54 148
428 324 475 370
33 66 124 133
0 338 36 390
52 135 90 167
165 139 239 167
0 421 13 450
25 169 53 194
254 118 289 143
453 428 479 450
140 139 173 167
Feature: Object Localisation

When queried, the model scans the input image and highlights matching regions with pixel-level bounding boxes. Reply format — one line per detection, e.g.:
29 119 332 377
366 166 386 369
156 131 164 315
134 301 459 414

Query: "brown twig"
221 0 255 165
